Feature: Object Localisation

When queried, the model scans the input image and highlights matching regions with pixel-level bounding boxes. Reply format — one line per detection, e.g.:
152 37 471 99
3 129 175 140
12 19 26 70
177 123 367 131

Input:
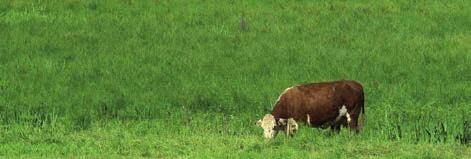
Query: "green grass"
0 0 470 158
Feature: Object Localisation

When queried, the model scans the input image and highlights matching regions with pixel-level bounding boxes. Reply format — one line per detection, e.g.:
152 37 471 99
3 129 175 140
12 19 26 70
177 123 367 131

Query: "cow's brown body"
271 80 365 132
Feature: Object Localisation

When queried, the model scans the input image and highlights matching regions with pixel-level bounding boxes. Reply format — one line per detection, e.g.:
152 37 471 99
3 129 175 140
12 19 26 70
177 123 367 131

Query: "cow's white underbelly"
335 105 351 123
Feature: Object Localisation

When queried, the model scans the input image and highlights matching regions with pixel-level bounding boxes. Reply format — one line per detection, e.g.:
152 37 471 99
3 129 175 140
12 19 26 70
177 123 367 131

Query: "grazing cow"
256 80 365 139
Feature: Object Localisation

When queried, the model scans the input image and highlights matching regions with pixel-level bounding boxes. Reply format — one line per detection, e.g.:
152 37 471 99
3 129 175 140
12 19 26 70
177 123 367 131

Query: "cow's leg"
279 118 298 137
348 113 360 133
330 124 341 133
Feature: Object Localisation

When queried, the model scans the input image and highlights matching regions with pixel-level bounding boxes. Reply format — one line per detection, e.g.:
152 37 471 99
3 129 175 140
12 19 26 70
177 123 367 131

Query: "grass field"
0 0 470 158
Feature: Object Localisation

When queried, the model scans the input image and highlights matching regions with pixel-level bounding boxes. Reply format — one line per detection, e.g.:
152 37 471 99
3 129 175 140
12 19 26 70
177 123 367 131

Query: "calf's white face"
256 114 278 139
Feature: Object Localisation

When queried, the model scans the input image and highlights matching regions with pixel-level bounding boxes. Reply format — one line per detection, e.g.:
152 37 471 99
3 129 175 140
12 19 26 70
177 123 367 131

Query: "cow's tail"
357 100 366 132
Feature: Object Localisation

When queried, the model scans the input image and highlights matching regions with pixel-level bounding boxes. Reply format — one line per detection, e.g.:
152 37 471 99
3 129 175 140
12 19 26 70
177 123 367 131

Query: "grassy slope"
0 0 470 158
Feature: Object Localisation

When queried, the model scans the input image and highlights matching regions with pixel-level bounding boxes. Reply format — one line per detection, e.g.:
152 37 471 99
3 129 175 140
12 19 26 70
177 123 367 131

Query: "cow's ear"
256 119 262 126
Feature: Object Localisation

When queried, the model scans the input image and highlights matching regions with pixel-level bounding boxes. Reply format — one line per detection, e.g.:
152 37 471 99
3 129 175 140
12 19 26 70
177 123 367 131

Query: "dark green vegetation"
0 0 470 158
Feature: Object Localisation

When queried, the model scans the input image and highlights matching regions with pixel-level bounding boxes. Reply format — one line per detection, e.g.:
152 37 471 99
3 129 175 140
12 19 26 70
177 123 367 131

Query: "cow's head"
256 114 298 139
256 114 279 139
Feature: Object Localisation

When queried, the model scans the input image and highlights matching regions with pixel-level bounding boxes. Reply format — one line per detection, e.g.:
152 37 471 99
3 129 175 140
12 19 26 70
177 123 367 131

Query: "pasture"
0 0 470 158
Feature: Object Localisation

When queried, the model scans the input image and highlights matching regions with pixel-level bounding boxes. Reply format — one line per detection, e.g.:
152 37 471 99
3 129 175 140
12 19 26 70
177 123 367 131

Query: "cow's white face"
256 114 278 139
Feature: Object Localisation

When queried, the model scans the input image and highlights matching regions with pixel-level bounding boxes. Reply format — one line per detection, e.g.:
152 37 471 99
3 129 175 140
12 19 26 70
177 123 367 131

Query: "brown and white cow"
256 80 365 139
